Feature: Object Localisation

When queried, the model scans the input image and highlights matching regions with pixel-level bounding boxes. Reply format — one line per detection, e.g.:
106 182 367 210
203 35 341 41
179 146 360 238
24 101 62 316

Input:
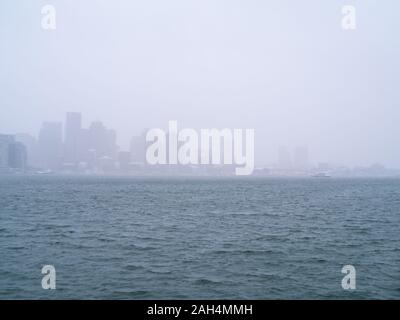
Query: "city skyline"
1 1 400 169
0 111 398 176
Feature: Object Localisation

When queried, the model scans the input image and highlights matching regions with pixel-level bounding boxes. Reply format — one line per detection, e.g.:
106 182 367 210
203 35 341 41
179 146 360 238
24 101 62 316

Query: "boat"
311 172 331 178
36 169 53 175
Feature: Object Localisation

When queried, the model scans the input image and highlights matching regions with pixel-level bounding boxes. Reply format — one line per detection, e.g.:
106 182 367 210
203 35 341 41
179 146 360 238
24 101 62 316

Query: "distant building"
98 156 115 172
15 133 39 167
89 121 117 160
86 149 97 169
64 112 82 164
0 134 14 168
80 128 92 163
317 162 331 171
0 134 27 170
38 122 63 170
8 141 27 169
106 129 118 160
353 163 388 177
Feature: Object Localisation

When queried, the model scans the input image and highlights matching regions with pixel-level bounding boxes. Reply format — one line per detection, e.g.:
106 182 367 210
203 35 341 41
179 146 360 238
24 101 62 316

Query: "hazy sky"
1 0 399 167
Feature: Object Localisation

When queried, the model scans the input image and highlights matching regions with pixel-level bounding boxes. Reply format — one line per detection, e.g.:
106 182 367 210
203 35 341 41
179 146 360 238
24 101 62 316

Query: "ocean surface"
0 176 399 299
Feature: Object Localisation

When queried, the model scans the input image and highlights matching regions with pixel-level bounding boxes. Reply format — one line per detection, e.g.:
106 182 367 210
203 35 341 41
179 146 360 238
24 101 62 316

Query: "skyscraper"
15 133 39 167
64 112 82 164
8 141 27 169
0 134 14 169
89 121 117 160
0 134 28 170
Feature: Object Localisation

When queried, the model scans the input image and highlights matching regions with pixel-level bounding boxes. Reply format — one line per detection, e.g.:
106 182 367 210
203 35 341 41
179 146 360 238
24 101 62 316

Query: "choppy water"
0 176 399 299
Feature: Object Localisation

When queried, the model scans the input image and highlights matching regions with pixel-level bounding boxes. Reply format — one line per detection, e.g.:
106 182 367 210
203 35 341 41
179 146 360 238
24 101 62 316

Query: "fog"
1 0 399 168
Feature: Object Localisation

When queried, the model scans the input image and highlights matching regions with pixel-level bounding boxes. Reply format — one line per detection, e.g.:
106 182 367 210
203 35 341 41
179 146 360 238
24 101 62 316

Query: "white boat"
36 169 53 175
311 172 331 178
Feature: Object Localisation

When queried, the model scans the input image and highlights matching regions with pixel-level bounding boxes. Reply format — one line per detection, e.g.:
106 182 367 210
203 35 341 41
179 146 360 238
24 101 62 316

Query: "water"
0 176 399 299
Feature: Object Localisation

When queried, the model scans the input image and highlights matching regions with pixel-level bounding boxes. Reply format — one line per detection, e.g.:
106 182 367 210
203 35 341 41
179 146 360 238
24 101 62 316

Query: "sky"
0 0 399 167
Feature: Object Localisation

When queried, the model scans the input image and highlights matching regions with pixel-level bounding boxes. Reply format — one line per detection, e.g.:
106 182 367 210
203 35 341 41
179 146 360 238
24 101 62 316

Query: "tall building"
89 121 117 160
64 112 82 164
0 134 27 170
0 134 14 168
8 142 27 169
15 133 39 167
38 122 63 170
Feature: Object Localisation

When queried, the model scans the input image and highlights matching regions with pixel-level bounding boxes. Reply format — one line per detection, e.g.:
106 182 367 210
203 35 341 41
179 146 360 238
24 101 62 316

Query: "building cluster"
253 146 396 177
1 113 398 177
0 134 27 172
0 112 136 174
0 113 248 175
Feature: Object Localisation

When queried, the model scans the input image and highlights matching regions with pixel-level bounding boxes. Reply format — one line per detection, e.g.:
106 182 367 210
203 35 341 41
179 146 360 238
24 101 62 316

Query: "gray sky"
1 0 399 167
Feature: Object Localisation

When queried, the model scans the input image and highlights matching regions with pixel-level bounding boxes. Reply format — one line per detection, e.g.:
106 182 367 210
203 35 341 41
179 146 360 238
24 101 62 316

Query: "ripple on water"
0 176 399 299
